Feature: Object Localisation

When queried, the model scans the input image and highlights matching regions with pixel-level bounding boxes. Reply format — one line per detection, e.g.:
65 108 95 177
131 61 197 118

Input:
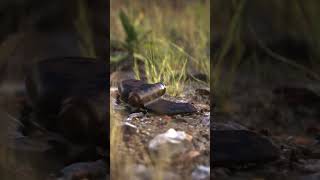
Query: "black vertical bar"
210 0 214 175
106 0 111 176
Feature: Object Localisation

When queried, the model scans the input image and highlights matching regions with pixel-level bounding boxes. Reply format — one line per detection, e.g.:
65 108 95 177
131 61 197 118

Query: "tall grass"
111 0 210 96
212 0 320 111
212 0 246 104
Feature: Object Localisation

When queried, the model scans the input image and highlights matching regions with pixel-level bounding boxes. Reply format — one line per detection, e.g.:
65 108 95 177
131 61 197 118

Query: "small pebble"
192 165 210 180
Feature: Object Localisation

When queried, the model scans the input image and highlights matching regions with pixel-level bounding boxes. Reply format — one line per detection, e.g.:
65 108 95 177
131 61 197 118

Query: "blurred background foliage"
212 0 320 103
0 0 107 59
0 1 107 179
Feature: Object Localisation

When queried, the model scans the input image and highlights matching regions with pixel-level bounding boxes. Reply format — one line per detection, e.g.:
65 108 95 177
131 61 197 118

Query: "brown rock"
212 130 279 166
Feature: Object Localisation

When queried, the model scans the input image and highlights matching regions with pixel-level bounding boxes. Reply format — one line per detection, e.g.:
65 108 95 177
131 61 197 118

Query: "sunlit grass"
134 39 188 96
111 0 210 96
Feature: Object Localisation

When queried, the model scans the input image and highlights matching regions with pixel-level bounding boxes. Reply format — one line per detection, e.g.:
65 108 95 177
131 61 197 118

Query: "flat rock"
212 130 279 166
148 128 193 157
128 164 180 180
58 160 107 180
145 98 197 115
191 165 210 180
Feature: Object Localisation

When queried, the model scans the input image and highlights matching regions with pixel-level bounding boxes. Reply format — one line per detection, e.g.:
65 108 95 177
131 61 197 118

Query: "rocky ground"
0 96 108 180
110 67 210 180
212 60 320 180
0 59 109 180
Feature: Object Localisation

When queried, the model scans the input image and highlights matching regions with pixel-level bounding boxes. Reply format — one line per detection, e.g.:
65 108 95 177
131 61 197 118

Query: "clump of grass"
134 39 188 96
111 0 210 96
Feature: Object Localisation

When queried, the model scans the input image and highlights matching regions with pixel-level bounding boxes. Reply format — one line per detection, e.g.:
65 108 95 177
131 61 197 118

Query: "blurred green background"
212 0 320 103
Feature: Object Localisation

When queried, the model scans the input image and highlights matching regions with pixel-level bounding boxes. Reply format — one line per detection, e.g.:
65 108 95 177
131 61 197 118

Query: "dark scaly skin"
128 82 166 107
118 79 197 115
25 57 108 146
58 96 108 146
